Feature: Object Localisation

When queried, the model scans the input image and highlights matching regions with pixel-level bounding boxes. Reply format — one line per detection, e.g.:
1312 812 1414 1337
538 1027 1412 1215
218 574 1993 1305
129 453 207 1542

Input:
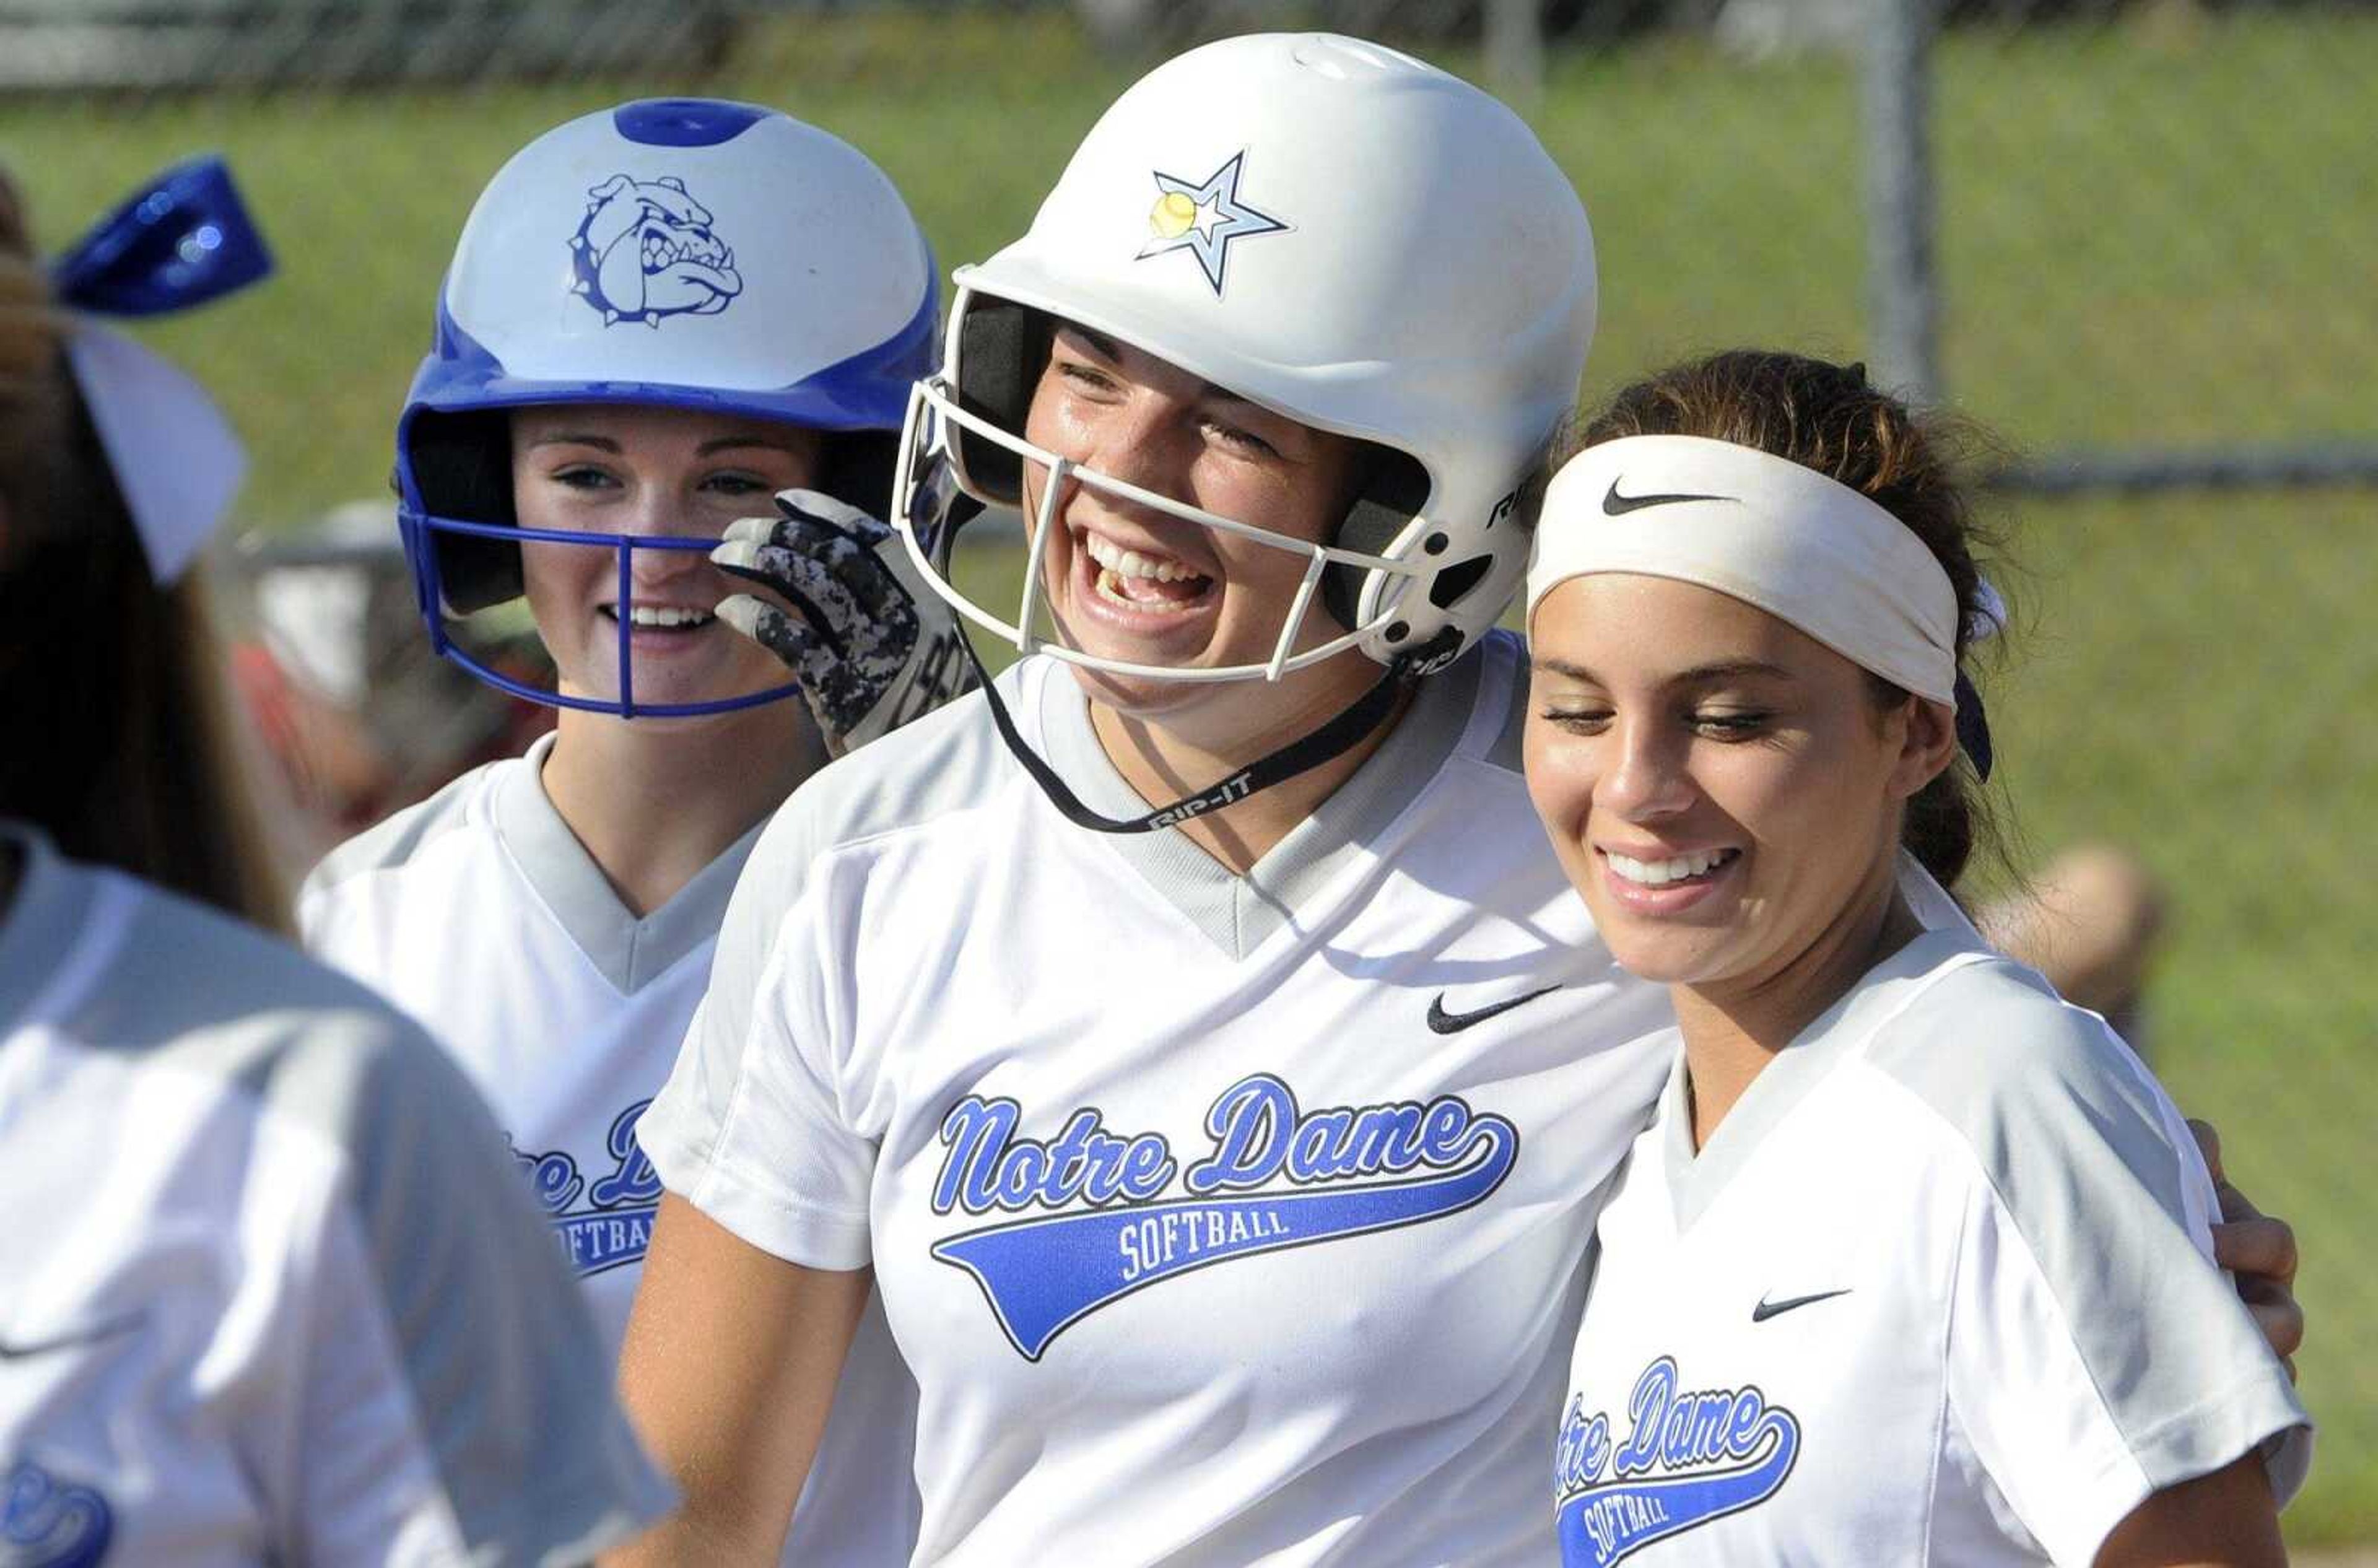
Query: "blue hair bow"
45 157 272 583
50 154 273 316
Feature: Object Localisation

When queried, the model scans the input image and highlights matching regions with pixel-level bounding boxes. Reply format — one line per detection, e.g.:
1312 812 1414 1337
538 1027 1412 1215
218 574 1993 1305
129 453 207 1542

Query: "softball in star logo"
1150 191 1200 240
1136 150 1289 296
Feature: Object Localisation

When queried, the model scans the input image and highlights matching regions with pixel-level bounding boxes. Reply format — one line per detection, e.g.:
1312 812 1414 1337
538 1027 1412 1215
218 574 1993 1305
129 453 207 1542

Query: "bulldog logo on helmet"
568 173 743 326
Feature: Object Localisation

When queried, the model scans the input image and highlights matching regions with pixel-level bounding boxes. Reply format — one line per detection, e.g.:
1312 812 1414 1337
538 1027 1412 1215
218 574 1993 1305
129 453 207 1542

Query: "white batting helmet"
893 32 1596 682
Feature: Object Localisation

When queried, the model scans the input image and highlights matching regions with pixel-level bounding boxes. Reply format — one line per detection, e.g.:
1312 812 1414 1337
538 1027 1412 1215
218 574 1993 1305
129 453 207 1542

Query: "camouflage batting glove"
711 488 977 755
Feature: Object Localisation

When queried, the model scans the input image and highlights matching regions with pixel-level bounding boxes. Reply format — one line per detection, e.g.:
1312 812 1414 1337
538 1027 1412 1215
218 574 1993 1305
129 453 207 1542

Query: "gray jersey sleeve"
1867 958 2309 1561
112 888 678 1564
295 1011 678 1563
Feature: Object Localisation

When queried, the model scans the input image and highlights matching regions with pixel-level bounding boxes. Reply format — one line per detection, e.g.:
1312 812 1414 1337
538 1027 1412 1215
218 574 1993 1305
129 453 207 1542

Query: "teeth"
1095 569 1201 613
1606 848 1738 887
618 604 713 629
1084 533 1202 585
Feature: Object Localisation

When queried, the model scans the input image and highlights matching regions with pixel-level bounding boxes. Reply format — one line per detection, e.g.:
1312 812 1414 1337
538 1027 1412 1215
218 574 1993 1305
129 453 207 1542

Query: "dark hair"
1570 349 2009 889
0 170 289 930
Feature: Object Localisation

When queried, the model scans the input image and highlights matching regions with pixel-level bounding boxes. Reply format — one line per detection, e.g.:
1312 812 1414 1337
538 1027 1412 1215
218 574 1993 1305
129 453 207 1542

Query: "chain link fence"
4 0 2369 1541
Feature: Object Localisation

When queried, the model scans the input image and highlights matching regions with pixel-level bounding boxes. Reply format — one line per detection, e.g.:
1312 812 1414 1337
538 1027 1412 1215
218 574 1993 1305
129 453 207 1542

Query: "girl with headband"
0 161 669 1562
1526 351 2308 1565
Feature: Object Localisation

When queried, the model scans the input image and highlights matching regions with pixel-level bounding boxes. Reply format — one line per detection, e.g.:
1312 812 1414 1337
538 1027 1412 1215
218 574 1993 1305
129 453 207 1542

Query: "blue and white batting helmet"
395 97 938 717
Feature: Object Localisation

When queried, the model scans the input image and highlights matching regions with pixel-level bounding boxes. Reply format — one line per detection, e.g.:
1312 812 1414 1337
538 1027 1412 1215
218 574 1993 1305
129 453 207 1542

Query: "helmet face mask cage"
395 383 899 721
393 97 938 720
400 523 803 720
892 291 1511 687
396 449 803 721
894 375 1442 685
945 296 1448 634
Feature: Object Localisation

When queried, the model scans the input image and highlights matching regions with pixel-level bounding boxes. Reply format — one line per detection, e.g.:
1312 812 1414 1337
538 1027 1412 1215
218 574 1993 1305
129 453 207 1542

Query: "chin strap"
954 629 1442 835
916 485 1444 834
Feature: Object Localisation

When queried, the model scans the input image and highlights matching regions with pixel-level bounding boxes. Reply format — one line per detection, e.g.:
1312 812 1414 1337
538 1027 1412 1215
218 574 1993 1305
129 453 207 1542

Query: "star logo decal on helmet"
1136 150 1289 297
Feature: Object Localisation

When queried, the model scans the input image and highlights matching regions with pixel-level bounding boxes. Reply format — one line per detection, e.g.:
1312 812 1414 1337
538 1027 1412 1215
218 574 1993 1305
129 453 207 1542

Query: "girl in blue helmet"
299 99 967 1564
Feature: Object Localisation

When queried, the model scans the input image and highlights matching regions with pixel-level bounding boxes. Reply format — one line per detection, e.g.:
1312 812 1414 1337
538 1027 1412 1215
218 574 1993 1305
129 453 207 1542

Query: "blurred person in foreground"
0 159 670 1564
1981 842 2167 1047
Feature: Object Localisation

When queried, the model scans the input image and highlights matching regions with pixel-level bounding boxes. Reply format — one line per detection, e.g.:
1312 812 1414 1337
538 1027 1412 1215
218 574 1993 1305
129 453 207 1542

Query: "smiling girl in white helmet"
621 38 2309 1567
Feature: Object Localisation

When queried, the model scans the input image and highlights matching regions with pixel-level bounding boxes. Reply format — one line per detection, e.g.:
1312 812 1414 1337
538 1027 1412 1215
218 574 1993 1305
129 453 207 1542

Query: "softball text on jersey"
515 1098 659 1276
931 1074 1519 1359
1553 1357 1800 1567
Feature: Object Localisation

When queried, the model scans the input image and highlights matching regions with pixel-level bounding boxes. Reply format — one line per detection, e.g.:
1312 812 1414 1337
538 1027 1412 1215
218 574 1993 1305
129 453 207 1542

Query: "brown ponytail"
0 168 289 930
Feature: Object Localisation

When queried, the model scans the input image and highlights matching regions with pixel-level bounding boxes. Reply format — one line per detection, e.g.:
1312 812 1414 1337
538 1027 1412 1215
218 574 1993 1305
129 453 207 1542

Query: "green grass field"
6 7 2372 1540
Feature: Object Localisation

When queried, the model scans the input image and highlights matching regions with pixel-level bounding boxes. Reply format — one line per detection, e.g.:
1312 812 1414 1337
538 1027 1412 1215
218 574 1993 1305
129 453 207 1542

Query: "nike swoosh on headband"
1601 478 1738 515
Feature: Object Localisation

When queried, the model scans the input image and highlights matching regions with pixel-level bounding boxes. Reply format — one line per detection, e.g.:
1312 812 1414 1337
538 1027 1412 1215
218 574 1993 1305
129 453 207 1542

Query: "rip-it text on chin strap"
954 627 1449 836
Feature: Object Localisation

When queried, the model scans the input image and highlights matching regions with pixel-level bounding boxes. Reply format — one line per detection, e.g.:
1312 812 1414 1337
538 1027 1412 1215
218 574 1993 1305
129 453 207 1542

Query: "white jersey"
302 731 921 1567
644 633 1684 1566
0 821 673 1567
1554 931 2310 1567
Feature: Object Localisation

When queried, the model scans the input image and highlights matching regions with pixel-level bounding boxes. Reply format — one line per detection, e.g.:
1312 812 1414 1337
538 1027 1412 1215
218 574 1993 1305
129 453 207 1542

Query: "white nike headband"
1526 433 1960 708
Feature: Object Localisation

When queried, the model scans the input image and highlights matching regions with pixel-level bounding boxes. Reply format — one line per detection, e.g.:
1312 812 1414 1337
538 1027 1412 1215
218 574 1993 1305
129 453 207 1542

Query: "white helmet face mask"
897 385 1432 684
892 32 1596 687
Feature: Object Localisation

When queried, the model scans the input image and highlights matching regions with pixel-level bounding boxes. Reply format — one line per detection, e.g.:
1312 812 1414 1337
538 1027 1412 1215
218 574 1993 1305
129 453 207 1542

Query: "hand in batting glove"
711 488 978 754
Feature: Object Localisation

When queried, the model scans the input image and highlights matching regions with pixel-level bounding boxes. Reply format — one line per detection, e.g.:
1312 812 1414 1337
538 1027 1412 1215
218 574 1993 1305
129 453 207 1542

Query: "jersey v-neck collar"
1661 927 1990 1234
1027 646 1491 961
490 734 767 996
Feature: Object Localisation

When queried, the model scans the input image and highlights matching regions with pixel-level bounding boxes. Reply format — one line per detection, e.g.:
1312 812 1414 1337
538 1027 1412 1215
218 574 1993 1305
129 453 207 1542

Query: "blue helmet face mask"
394 98 938 719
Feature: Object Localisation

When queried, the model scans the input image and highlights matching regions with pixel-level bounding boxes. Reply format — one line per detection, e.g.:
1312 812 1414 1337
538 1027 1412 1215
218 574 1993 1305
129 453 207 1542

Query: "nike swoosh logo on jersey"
0 1310 146 1360
1602 478 1736 515
1426 985 1561 1035
1750 1289 1851 1322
